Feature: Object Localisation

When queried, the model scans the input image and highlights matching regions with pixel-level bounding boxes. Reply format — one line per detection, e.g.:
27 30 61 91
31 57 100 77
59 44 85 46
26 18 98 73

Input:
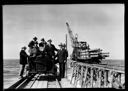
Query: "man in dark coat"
39 38 47 47
35 38 47 73
38 38 47 56
28 37 39 71
28 37 38 48
19 46 28 78
45 39 58 61
44 39 58 73
57 43 68 79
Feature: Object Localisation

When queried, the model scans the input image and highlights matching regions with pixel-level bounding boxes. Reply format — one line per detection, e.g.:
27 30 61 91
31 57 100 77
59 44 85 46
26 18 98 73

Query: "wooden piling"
90 67 93 88
69 61 124 89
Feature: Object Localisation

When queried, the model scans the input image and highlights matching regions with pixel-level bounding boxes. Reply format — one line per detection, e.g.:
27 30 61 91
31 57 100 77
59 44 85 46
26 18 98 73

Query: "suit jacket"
57 49 68 63
44 44 58 57
20 50 28 65
28 40 38 48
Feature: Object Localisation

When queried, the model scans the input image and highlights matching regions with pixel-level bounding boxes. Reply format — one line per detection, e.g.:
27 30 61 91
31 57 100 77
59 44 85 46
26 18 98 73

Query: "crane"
66 22 78 48
66 22 109 63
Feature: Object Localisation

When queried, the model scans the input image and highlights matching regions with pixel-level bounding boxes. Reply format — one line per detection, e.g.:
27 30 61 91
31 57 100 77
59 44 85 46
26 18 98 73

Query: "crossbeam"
69 61 125 89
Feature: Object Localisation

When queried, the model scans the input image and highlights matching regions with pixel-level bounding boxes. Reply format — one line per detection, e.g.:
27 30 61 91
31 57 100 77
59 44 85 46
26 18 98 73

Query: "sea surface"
3 59 124 89
3 59 20 89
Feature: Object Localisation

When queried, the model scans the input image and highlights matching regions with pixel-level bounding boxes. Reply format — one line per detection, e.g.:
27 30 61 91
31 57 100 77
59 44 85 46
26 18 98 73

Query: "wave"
4 70 10 74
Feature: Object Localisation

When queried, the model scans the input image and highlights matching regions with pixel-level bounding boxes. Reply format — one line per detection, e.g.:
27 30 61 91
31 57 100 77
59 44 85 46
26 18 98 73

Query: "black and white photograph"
3 4 124 89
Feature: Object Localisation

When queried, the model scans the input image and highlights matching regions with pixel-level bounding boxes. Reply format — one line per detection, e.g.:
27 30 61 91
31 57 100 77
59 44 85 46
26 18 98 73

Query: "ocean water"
101 59 124 66
3 59 124 89
3 59 20 89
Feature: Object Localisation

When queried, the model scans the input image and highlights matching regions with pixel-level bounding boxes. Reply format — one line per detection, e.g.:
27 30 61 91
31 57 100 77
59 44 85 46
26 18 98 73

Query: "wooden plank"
104 70 107 87
118 73 121 83
25 81 35 88
31 80 39 88
90 67 93 88
25 74 39 88
75 66 83 88
56 79 61 88
81 67 88 88
98 70 101 88
47 81 57 88
113 77 124 89
79 66 84 87
70 64 77 84
61 78 75 88
70 64 75 84
37 81 48 88
24 74 38 88
74 65 79 87
85 79 91 88
109 71 114 88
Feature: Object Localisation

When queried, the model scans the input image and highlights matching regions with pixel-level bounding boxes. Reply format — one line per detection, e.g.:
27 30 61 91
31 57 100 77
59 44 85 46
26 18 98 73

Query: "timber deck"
6 60 125 89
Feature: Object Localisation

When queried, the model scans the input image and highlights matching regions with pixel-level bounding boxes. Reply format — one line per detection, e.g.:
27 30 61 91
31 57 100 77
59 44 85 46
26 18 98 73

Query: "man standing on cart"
45 39 58 74
28 37 39 71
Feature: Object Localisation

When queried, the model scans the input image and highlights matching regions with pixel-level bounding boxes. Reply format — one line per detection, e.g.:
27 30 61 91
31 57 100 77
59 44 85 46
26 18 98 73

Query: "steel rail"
8 77 27 89
7 74 35 89
29 74 40 88
16 74 35 89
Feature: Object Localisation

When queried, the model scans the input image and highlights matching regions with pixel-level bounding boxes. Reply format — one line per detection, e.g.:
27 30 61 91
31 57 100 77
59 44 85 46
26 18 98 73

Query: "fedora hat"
47 39 52 42
58 43 63 46
33 37 37 40
41 38 45 41
63 43 66 47
22 46 26 49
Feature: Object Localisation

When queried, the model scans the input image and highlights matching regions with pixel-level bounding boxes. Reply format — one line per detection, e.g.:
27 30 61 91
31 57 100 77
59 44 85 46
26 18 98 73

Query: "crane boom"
65 22 109 62
66 22 77 47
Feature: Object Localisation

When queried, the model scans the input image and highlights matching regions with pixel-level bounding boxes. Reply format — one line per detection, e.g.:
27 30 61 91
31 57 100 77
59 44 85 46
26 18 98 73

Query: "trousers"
59 62 66 78
19 64 26 77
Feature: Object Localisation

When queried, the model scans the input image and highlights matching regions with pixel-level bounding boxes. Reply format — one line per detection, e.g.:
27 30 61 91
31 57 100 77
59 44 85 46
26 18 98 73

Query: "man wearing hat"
33 37 38 47
57 43 68 80
39 38 47 48
38 38 47 57
28 37 38 48
61 43 68 77
45 39 58 73
19 46 28 78
45 39 58 59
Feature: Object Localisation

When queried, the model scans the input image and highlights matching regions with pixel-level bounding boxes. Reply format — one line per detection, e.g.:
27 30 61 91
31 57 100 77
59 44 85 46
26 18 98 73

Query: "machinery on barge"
66 22 109 64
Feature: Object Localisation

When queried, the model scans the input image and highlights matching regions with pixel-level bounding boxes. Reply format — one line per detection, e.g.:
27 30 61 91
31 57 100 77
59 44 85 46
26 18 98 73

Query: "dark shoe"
19 76 23 79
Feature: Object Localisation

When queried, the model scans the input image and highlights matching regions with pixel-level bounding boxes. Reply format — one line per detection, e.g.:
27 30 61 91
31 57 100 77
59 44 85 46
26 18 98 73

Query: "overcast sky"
3 4 124 60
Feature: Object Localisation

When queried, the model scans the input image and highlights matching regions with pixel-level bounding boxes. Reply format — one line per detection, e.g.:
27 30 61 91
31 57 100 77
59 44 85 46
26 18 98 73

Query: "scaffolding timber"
70 60 125 89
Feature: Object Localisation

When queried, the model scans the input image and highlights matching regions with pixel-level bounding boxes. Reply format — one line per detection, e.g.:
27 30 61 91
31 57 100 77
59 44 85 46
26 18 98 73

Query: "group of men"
19 37 68 80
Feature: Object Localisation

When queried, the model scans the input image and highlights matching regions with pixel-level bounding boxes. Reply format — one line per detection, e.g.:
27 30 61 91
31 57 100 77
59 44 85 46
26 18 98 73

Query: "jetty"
6 59 125 89
6 22 125 89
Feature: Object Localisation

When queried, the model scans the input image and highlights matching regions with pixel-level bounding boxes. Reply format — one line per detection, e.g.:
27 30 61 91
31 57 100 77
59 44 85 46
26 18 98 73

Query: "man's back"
20 50 28 64
45 44 57 56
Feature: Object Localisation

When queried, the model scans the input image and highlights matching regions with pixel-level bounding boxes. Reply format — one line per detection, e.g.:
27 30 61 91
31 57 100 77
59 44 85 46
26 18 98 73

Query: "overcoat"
20 50 28 65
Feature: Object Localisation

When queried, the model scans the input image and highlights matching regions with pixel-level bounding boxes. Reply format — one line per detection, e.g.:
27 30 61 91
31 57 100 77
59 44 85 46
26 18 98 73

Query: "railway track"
8 74 35 89
8 74 62 89
7 60 124 89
